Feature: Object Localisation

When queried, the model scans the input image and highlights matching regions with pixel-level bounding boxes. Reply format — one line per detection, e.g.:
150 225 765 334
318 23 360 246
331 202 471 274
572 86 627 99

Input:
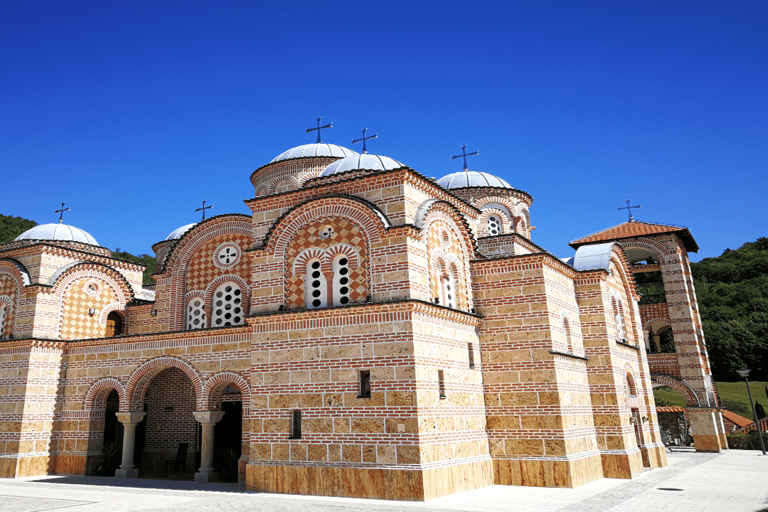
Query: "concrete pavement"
2 450 767 512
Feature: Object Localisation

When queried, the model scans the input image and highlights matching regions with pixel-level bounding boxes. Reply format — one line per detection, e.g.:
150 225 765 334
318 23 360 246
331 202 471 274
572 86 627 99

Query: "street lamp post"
737 368 767 455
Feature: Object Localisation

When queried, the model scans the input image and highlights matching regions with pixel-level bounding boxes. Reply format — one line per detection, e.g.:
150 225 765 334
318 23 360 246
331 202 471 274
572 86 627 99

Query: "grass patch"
653 386 688 407
716 381 768 421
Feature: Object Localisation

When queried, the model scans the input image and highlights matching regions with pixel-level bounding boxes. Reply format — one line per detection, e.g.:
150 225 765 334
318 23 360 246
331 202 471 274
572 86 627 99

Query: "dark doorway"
95 390 123 476
213 401 242 482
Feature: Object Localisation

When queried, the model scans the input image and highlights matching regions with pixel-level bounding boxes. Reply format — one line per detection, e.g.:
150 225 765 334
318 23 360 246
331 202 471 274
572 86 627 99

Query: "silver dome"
165 223 197 240
15 223 99 245
437 170 513 189
320 154 404 176
270 143 358 163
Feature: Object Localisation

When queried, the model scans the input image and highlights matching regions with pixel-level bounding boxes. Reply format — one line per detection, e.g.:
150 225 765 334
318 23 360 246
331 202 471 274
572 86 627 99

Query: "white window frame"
306 259 328 309
211 282 244 327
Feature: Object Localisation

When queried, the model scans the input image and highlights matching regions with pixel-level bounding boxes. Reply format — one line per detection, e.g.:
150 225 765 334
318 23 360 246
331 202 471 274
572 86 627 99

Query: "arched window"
211 282 244 327
332 255 351 306
306 260 328 309
105 311 122 337
440 263 457 309
625 373 636 397
488 215 501 236
187 298 206 330
563 317 573 353
612 298 626 342
0 303 7 339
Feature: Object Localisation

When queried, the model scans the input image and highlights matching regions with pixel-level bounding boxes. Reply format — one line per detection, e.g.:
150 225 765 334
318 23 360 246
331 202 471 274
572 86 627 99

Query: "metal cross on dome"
451 145 479 171
352 128 378 154
55 202 70 224
618 199 642 222
306 117 332 143
196 200 213 221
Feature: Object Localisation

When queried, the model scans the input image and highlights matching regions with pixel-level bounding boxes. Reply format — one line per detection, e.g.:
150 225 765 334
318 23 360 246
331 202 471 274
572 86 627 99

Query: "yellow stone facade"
0 139 682 499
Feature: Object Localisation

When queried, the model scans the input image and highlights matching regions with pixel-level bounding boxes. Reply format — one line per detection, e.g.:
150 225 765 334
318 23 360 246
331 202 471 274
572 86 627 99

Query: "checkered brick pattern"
285 217 368 308
186 234 250 292
426 220 467 309
60 277 118 340
0 275 16 338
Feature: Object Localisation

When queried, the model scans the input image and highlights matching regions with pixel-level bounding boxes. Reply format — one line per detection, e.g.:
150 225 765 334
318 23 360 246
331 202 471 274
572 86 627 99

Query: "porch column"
114 411 146 478
193 410 225 483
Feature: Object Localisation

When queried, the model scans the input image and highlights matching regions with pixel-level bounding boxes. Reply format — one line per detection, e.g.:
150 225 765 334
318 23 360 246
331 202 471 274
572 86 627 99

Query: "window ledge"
356 395 371 399
616 340 641 351
549 350 588 361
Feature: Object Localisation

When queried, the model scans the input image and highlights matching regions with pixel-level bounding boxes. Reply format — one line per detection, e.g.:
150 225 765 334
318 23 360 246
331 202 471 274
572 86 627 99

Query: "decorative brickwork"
284 217 368 309
60 277 119 340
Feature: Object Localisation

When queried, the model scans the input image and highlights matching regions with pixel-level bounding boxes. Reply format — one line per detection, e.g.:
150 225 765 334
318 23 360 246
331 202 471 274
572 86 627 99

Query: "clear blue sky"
1 0 765 261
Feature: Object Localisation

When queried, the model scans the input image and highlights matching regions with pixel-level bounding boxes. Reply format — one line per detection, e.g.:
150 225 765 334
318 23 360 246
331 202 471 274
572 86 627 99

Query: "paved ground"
2 450 767 512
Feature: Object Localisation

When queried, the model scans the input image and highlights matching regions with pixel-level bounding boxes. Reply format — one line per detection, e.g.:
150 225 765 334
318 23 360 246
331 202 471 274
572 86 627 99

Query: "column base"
195 470 219 483
115 468 139 478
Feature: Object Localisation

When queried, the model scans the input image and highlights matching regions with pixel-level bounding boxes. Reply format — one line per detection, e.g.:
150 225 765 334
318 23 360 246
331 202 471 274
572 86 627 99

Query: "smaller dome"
437 170 513 189
271 143 358 163
320 154 404 176
165 223 197 241
15 223 99 245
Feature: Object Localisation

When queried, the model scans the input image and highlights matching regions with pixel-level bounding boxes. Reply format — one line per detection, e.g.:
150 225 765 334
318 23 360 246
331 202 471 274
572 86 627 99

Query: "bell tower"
571 219 727 452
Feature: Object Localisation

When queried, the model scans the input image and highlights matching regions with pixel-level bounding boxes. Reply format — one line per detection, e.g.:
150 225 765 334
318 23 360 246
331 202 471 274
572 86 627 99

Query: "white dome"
165 223 197 240
270 143 358 163
437 170 513 189
15 223 99 245
320 154 404 176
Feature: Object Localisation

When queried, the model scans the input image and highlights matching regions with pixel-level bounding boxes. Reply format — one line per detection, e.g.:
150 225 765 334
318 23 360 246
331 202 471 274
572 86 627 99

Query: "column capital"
115 411 146 425
193 410 225 425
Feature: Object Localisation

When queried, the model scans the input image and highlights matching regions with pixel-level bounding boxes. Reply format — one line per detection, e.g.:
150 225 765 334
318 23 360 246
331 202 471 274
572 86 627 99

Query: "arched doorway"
212 384 243 482
138 367 198 478
105 311 122 337
86 388 123 475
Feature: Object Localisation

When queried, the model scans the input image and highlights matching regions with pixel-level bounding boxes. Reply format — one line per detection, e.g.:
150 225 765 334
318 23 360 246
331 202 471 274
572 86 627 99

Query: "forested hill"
0 215 36 243
692 237 768 381
0 214 156 284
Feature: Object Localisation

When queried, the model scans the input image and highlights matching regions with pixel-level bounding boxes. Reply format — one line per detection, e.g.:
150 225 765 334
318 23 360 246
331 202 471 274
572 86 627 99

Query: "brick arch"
0 258 29 292
163 214 252 274
617 238 673 261
163 214 252 331
98 302 125 327
202 371 250 410
124 356 204 412
643 317 672 331
478 207 511 236
53 264 133 340
266 196 387 259
185 289 205 301
268 175 301 194
419 201 477 260
651 374 700 407
203 274 250 312
52 262 134 306
326 243 361 270
84 377 125 410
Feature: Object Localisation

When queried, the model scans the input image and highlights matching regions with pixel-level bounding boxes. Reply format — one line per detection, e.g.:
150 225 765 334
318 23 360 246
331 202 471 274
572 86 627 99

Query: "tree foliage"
0 214 37 243
111 250 157 285
692 237 768 381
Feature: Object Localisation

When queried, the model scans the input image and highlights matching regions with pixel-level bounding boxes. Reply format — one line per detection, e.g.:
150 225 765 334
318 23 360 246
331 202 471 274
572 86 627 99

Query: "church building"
0 124 723 500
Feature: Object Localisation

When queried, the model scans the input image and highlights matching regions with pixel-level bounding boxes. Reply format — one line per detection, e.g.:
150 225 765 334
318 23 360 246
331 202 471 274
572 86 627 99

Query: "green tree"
692 237 768 381
111 250 157 285
756 401 767 421
0 214 37 243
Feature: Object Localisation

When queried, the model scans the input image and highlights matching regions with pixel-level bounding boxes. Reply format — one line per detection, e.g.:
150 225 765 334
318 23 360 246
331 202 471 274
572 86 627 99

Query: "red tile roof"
738 416 768 434
569 221 699 252
722 410 753 429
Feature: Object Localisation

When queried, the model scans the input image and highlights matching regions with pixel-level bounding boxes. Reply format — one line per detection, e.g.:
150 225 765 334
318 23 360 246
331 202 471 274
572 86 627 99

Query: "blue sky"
1 0 765 261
